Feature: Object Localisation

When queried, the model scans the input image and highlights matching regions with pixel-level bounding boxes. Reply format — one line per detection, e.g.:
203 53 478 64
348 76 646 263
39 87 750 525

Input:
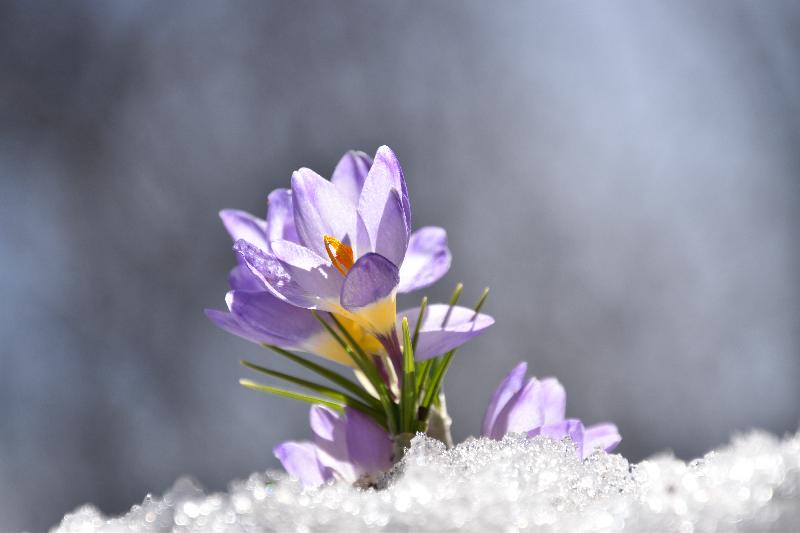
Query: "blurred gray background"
1 1 799 530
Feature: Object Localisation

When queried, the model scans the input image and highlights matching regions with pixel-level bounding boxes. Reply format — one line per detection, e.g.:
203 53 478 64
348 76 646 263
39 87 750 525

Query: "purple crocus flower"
230 147 451 367
482 362 621 459
206 195 492 366
207 148 493 372
274 405 393 487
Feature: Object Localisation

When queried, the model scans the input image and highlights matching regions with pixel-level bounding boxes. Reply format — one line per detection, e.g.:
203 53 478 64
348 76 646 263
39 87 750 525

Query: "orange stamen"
324 235 354 276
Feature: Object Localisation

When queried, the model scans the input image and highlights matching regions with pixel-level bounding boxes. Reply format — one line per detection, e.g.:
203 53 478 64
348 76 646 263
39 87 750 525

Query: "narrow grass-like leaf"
471 287 490 319
320 313 388 399
411 295 428 351
419 287 491 415
420 349 454 411
412 296 430 390
418 282 464 397
441 282 463 327
415 359 432 390
261 343 380 408
400 317 416 433
240 360 385 426
310 311 383 395
416 283 463 401
239 379 344 411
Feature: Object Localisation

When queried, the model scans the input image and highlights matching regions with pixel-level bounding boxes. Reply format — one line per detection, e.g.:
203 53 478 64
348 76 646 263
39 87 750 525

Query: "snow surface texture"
54 431 799 533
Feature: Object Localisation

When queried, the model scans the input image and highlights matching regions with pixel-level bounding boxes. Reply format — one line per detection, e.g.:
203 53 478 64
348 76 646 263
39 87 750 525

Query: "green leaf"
411 295 428 351
261 344 381 409
412 295 430 390
400 317 416 433
441 282 464 327
415 358 432 390
420 349 454 411
471 287 490 318
419 286 491 415
240 360 386 426
239 379 344 411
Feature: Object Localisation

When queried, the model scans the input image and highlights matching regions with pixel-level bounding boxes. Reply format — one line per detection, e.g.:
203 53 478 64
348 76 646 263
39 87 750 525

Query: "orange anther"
324 235 354 276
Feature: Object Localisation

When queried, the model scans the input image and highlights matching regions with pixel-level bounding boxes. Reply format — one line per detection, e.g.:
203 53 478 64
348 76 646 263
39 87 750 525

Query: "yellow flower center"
324 235 354 276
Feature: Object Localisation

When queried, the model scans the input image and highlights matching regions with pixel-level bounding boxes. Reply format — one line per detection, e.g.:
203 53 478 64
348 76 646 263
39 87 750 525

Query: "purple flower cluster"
207 145 620 487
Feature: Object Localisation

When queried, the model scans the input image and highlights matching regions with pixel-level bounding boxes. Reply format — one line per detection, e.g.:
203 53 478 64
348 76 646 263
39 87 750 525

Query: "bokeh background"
1 1 799 530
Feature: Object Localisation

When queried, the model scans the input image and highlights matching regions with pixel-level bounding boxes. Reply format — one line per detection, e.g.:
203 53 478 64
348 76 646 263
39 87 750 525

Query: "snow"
53 430 799 532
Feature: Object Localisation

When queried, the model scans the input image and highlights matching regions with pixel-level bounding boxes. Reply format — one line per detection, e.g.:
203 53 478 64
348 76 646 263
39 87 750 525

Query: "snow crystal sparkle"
53 431 800 532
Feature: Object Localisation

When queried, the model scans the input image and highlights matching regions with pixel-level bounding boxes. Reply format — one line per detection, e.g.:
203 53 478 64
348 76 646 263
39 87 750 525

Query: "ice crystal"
53 431 800 532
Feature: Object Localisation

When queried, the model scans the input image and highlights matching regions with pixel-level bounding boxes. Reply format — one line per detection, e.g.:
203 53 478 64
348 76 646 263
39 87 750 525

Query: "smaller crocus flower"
274 405 393 487
482 362 621 459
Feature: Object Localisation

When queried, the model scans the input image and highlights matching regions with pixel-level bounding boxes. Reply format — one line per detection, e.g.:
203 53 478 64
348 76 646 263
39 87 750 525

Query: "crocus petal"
226 290 353 365
267 188 299 245
292 168 357 258
204 309 266 345
401 304 495 362
309 405 357 482
271 239 343 307
220 209 269 251
357 146 410 253
309 404 346 447
374 188 409 267
343 407 393 478
538 378 567 426
481 361 528 439
227 290 323 346
331 150 372 207
583 423 621 455
273 441 331 487
502 378 547 434
397 226 452 293
340 253 399 335
354 211 372 259
228 264 264 292
234 239 316 308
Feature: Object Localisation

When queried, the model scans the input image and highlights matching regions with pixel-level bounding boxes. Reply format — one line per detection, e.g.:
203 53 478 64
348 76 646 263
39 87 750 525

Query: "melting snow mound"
54 431 800 532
